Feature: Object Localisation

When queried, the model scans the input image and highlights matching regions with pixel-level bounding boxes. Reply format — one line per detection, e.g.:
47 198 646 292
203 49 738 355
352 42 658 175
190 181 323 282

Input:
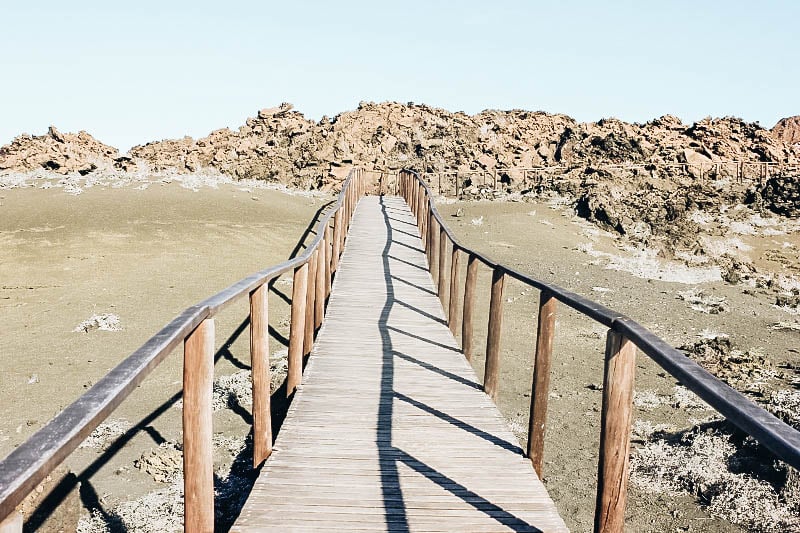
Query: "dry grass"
631 420 800 533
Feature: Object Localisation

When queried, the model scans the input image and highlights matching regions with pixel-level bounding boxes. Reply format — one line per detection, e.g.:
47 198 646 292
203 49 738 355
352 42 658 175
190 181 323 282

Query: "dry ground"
2 177 799 531
437 198 800 532
0 176 325 530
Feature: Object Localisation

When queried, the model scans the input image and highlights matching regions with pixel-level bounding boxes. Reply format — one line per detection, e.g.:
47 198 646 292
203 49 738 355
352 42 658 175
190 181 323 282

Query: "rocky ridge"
2 104 799 247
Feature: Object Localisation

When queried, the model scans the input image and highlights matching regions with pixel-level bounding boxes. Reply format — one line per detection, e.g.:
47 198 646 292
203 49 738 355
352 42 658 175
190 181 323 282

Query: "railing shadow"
375 196 539 532
22 200 334 531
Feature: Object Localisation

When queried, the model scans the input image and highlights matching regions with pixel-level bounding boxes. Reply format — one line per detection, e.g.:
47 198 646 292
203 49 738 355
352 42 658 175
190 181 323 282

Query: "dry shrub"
631 420 800 532
679 335 774 392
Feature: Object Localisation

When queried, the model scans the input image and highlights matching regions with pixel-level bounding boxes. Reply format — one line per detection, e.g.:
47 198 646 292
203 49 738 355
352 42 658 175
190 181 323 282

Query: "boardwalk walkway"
232 196 568 532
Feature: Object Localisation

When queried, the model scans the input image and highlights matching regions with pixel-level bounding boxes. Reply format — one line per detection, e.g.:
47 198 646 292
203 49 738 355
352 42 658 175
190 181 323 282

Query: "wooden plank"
594 330 637 533
250 284 272 466
0 512 21 533
183 318 215 533
528 290 555 477
233 196 566 533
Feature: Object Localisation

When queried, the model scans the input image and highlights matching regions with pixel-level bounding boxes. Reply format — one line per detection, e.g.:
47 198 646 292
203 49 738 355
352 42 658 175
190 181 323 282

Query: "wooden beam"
287 263 308 395
484 268 505 401
250 284 272 467
527 291 556 477
594 331 637 533
183 318 215 533
462 254 478 361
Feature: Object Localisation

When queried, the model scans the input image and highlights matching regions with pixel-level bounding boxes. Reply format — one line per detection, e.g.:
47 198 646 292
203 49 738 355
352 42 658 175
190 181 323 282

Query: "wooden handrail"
398 168 800 533
0 168 367 530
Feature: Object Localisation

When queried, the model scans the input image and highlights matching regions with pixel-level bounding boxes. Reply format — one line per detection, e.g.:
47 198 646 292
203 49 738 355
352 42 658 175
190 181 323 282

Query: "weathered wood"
324 223 333 298
250 284 272 467
0 512 21 533
287 263 308 395
232 196 567 532
428 215 438 278
305 251 318 354
594 331 637 533
438 227 447 304
527 291 556 477
331 210 342 273
183 318 215 533
484 268 505 401
461 254 478 361
315 242 325 328
448 247 460 336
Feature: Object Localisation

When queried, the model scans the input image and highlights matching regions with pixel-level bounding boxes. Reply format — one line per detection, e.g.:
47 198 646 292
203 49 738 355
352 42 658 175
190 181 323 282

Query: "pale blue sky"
2 0 797 151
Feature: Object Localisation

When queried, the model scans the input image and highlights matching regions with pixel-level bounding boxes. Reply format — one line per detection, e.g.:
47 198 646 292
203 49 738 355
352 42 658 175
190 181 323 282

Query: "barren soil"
0 180 324 529
437 198 800 532
2 180 799 531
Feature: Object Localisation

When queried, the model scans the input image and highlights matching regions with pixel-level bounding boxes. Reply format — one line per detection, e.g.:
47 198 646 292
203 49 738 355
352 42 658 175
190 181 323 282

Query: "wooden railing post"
183 317 215 533
287 263 308 395
0 512 22 533
421 198 429 251
594 330 637 533
462 254 478 360
304 250 318 354
331 210 342 273
438 227 447 303
324 223 333 298
429 216 439 282
448 247 460 336
250 284 272 467
484 268 505 401
315 243 325 328
527 290 556 477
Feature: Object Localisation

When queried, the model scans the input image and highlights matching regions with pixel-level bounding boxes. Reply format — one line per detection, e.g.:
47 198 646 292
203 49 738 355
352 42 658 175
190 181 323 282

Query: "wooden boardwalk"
232 196 568 532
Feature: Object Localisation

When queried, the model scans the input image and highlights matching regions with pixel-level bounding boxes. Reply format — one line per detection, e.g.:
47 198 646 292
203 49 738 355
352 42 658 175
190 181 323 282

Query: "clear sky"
2 0 797 152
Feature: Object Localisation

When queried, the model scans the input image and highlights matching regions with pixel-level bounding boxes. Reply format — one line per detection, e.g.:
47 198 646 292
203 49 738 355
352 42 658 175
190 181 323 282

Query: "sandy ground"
0 178 324 529
436 198 800 532
2 178 799 531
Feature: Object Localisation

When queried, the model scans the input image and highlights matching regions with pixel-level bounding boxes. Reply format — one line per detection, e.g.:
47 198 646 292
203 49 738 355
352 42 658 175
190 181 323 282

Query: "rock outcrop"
2 103 799 249
772 116 800 146
0 126 127 175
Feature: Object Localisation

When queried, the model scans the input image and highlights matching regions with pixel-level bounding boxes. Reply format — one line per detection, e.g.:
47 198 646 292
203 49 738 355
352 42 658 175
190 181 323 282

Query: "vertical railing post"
484 268 505 401
462 254 478 361
250 283 272 467
183 317 215 532
594 331 637 533
304 250 318 354
324 223 333 298
448 247 460 336
421 195 429 251
429 216 439 283
287 263 308 395
315 244 325 328
527 290 556 477
331 210 342 273
438 227 447 303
